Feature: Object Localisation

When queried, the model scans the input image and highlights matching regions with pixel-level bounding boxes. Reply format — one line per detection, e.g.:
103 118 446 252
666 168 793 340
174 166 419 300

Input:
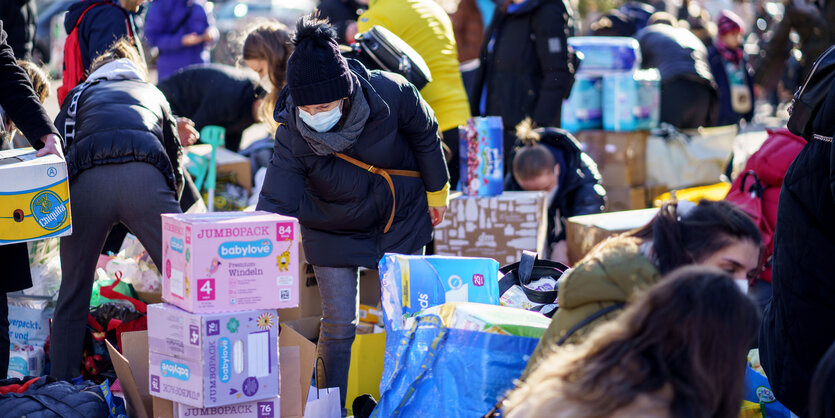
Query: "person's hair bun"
292 14 337 48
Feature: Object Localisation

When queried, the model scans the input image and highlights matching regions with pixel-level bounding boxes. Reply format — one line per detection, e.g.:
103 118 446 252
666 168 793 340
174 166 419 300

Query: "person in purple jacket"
144 0 216 81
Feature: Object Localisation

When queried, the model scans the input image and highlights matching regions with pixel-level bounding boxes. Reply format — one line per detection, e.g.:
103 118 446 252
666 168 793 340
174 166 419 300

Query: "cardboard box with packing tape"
0 149 71 245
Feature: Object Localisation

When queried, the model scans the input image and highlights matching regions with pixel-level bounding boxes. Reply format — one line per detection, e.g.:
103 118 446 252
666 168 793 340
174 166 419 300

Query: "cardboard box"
576 130 648 187
358 304 382 326
186 145 253 191
161 212 299 313
173 397 280 418
433 192 548 266
147 304 280 408
277 246 321 322
606 186 647 212
565 208 658 264
0 149 72 245
109 327 314 418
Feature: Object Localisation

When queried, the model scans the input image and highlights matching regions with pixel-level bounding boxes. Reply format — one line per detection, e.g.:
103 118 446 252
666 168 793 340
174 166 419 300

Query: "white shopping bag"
304 386 341 418
646 124 737 190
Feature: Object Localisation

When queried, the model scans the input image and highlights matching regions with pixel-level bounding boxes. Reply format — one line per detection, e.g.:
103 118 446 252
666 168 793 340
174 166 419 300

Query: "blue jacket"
257 60 449 268
144 0 210 81
0 377 117 418
707 45 755 126
63 0 141 72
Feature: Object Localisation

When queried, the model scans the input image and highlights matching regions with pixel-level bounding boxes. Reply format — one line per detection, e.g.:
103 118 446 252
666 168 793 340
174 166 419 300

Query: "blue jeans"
312 249 424 410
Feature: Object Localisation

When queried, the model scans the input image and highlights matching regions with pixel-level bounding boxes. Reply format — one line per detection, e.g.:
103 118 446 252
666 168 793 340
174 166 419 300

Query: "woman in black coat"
256 16 449 409
50 40 183 381
470 0 575 167
0 19 63 378
760 68 835 416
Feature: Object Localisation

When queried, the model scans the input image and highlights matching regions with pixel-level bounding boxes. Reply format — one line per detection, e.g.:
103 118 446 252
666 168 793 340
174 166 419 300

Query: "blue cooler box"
602 69 660 131
378 254 500 331
562 73 603 132
458 117 503 196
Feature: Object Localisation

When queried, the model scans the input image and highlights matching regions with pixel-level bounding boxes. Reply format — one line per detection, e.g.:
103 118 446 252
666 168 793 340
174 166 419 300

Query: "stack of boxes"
562 37 662 211
148 211 300 416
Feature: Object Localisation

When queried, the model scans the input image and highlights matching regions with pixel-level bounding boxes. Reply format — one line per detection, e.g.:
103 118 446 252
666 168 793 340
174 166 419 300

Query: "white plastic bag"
304 387 341 418
646 124 737 190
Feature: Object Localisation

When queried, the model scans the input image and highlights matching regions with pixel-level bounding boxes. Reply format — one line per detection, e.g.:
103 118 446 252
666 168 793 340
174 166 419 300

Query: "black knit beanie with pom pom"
286 15 354 106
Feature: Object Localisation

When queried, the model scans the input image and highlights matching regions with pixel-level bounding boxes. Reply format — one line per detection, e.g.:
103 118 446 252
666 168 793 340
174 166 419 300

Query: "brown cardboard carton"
606 186 647 212
434 191 548 265
279 325 317 418
576 130 648 187
278 245 321 322
565 208 658 264
647 184 669 207
185 145 252 191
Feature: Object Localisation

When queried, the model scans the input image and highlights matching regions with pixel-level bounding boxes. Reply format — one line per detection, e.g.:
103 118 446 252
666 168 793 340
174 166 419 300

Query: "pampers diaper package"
459 116 504 196
148 304 280 408
161 212 299 313
379 254 500 331
562 73 603 132
602 69 661 132
0 149 71 245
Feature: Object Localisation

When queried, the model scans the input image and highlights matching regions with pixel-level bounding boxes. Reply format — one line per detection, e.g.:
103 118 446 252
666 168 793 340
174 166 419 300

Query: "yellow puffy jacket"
359 0 471 133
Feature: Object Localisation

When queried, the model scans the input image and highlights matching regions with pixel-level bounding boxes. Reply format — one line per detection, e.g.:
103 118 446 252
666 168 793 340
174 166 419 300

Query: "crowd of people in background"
1 0 835 415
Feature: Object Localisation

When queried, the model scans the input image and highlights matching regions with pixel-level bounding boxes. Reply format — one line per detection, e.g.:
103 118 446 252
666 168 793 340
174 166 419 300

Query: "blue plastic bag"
379 254 500 331
373 315 539 417
743 366 792 417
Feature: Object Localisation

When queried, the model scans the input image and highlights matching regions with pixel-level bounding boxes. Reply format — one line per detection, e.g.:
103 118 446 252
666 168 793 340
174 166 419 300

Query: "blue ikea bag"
373 314 539 417
743 365 792 417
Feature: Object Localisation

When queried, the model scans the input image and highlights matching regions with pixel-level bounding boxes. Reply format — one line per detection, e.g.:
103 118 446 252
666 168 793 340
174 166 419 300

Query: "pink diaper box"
174 396 280 418
148 304 280 408
161 211 299 313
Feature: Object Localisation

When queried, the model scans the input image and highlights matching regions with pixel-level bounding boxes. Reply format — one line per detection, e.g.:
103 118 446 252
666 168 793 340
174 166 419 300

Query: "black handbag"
349 25 432 90
498 251 569 317
788 45 835 138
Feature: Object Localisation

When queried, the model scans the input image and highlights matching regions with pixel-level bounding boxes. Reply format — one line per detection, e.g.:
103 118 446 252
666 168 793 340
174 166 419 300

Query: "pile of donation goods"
0 108 783 417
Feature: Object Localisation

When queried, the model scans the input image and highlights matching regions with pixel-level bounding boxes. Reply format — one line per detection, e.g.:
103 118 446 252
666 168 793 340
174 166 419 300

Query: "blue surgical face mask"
298 102 342 133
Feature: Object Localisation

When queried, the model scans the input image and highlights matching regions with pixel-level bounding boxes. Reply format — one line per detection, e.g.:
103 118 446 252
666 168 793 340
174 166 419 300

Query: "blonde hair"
89 37 147 80
18 60 51 103
243 22 293 131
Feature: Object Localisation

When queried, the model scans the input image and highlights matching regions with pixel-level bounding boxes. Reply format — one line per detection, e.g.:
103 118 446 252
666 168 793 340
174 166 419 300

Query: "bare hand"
36 134 64 159
345 22 359 44
203 28 218 43
182 32 203 47
177 118 199 146
429 206 447 227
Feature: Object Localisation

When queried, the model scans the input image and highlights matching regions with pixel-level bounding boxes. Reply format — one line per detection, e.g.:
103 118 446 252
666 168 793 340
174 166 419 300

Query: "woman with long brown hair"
242 22 293 133
504 266 761 418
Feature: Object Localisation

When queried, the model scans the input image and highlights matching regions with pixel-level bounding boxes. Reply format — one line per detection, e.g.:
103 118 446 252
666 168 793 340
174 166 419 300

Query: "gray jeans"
312 248 423 410
51 162 182 380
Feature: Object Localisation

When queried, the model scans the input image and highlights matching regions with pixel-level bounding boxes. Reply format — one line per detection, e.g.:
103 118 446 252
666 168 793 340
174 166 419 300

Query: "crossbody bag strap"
556 303 625 346
333 152 420 233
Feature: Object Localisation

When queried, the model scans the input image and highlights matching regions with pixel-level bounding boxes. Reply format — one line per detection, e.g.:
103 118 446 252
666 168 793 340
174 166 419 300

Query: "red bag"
57 1 132 106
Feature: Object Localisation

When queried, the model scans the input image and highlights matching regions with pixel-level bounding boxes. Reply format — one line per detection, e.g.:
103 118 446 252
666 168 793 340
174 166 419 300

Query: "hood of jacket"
87 58 145 82
558 237 660 310
274 59 391 157
65 0 120 33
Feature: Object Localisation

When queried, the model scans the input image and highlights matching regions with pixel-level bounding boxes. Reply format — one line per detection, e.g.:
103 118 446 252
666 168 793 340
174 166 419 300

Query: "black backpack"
787 45 835 138
346 25 432 90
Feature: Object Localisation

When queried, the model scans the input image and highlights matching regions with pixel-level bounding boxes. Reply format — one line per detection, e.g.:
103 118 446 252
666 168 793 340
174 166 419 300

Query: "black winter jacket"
504 128 605 251
470 0 575 130
64 0 143 72
760 79 835 416
157 63 262 152
55 75 183 196
636 24 715 88
316 0 367 44
257 61 449 268
0 377 116 417
0 0 36 59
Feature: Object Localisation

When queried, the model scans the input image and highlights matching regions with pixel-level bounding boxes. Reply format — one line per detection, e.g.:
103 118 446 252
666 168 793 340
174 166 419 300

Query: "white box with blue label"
379 254 500 331
147 303 280 408
0 149 71 245
562 73 603 132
